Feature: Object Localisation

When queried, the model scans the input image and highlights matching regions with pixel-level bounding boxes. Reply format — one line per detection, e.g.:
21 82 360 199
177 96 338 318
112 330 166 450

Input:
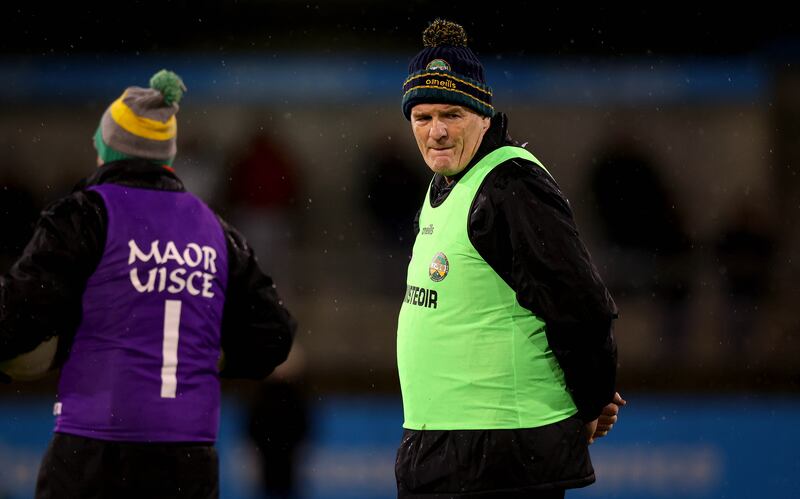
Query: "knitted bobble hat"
402 19 493 119
94 69 187 166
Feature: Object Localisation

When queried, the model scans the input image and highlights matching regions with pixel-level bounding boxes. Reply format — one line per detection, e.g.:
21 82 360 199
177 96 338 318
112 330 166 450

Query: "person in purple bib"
0 69 296 499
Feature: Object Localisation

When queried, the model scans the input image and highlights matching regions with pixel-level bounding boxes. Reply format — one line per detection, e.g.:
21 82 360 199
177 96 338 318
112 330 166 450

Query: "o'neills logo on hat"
429 252 449 282
426 59 450 71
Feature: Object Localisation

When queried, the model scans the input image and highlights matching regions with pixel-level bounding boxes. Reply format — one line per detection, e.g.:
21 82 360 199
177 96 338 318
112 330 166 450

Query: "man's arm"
217 218 296 380
470 159 618 422
0 192 105 368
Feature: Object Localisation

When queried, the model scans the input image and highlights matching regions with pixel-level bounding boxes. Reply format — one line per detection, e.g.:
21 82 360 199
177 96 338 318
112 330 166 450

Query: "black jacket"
415 113 618 423
397 114 617 496
0 159 295 380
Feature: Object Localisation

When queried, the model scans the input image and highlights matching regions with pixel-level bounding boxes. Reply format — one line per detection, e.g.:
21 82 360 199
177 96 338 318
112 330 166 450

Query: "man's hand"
589 392 626 444
584 418 598 443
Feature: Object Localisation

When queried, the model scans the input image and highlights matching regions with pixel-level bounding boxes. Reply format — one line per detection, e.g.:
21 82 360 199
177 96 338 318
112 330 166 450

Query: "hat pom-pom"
422 19 468 48
150 69 187 106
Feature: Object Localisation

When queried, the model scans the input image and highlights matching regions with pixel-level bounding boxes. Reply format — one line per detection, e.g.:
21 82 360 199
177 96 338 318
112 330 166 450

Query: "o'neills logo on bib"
429 252 449 282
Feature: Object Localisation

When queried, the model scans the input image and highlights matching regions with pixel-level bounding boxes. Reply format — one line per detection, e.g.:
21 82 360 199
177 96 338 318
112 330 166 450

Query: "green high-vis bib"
397 146 577 430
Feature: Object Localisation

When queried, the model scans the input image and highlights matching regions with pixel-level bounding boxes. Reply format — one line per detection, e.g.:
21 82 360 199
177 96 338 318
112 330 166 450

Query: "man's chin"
429 164 456 176
427 158 456 174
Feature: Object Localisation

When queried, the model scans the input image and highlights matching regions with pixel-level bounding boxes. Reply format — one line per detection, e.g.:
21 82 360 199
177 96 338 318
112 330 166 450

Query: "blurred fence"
1 394 799 498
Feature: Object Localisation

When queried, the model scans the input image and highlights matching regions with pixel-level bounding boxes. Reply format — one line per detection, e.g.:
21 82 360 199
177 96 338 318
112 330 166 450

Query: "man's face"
410 103 490 176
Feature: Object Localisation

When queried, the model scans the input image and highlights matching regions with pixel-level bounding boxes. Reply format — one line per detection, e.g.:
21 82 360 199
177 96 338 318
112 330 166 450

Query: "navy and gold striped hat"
402 19 493 120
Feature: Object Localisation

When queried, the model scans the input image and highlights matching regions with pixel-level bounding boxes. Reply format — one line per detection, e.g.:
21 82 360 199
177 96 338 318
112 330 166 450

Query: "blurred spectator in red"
229 134 300 212
227 132 302 287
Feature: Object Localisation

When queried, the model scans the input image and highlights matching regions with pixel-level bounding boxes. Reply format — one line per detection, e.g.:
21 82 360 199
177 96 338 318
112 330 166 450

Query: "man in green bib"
396 20 625 498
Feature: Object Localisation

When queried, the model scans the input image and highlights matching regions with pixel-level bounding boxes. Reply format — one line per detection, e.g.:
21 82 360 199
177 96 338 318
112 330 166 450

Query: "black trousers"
36 432 219 499
396 417 593 499
397 486 566 499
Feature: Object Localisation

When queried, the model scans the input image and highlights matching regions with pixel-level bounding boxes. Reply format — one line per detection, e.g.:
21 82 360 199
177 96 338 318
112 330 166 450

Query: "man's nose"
429 118 447 140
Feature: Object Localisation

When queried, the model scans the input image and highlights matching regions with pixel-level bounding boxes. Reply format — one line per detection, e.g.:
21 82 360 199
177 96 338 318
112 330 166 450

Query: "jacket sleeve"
217 217 296 380
0 191 105 365
470 159 618 422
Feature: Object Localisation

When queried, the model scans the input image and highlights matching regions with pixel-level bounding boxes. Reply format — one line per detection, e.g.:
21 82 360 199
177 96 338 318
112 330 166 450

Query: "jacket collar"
78 159 185 192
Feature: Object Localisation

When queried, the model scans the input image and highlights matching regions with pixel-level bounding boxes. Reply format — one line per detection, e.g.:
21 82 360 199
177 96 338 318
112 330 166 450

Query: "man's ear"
482 116 491 131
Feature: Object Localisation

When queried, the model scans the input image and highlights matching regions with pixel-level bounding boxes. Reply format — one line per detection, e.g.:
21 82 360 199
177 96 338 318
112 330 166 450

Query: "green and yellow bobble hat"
94 69 187 167
402 19 494 120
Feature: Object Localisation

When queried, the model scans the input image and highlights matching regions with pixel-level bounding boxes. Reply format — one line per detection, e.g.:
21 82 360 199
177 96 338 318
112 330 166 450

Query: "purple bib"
55 184 228 442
